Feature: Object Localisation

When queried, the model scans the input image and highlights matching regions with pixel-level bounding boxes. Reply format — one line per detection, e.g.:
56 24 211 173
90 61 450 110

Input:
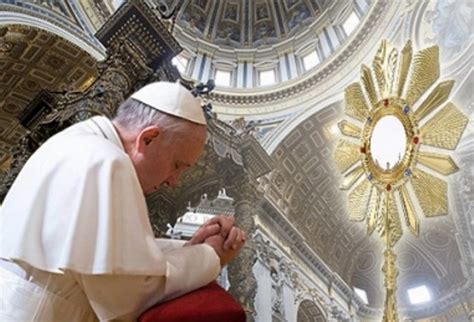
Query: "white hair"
113 98 196 135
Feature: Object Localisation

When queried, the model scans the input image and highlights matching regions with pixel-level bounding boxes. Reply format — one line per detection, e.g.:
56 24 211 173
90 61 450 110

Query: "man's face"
132 124 206 195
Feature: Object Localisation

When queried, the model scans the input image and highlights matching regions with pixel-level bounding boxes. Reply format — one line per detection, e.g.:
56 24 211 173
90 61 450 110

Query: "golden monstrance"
334 40 468 321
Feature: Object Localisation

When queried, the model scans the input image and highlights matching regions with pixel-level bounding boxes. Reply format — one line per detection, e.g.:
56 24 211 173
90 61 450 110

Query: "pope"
0 81 246 321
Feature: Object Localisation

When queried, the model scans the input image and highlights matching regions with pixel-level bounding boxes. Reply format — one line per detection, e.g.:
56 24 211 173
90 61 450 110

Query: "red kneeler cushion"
138 281 246 322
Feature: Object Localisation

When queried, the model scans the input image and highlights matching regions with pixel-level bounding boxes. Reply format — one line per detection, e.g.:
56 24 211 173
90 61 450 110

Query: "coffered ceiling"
0 24 98 165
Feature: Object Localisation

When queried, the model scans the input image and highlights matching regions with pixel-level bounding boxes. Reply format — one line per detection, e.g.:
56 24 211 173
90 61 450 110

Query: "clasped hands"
184 215 246 267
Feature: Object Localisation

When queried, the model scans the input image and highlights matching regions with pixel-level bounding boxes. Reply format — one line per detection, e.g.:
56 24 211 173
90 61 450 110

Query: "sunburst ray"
348 179 372 220
334 140 360 173
405 45 440 106
373 40 399 99
415 80 454 121
411 168 447 217
386 47 398 96
344 83 370 121
420 102 468 150
373 40 387 97
361 64 379 108
417 151 459 175
396 40 412 97
399 185 419 236
338 120 361 138
341 165 365 190
367 188 382 235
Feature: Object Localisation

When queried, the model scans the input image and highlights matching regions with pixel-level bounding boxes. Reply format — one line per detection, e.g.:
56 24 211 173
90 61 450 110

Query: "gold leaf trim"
386 47 398 96
397 40 412 97
418 151 459 175
333 140 360 173
399 185 419 236
415 80 454 121
367 188 381 235
373 40 387 98
372 41 398 98
361 64 378 108
421 102 468 150
338 120 361 138
341 165 365 190
412 168 447 217
405 45 440 106
348 178 372 220
344 83 370 121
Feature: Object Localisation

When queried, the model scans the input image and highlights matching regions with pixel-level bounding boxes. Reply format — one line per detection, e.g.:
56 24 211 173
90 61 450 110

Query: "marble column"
222 168 261 322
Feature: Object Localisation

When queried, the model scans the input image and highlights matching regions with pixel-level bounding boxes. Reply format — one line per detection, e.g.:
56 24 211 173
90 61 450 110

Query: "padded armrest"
139 281 246 322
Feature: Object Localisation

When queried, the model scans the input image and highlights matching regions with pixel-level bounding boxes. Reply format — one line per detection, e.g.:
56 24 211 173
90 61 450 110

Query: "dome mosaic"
176 0 327 48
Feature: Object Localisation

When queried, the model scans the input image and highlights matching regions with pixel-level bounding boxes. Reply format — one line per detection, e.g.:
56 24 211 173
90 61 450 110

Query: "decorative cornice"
258 198 381 319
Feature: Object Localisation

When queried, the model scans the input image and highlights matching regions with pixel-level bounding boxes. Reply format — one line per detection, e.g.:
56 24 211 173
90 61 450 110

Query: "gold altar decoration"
334 40 468 321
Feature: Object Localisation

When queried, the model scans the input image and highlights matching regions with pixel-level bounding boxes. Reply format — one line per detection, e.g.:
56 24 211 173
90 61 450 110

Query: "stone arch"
296 299 327 322
0 24 99 164
0 10 104 60
0 25 98 104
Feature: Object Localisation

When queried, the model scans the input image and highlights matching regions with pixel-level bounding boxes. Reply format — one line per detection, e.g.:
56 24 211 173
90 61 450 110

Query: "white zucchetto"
131 81 206 125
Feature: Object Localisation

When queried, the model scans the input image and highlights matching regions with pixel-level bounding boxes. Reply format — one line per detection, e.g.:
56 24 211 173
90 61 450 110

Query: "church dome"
169 0 369 90
177 0 329 49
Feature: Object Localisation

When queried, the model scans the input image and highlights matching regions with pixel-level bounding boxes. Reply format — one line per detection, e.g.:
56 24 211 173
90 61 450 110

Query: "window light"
302 51 319 71
354 287 369 305
112 0 125 9
171 56 188 74
343 12 360 35
259 69 275 86
215 70 231 87
408 285 431 305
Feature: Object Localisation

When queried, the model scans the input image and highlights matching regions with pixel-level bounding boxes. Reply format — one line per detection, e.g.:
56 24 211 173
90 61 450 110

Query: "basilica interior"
0 0 472 321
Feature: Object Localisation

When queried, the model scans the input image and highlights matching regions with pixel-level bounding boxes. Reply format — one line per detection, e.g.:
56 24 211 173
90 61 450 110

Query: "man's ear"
136 126 160 153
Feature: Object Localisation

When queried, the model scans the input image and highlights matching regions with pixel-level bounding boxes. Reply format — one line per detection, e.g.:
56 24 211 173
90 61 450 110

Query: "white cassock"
0 116 220 321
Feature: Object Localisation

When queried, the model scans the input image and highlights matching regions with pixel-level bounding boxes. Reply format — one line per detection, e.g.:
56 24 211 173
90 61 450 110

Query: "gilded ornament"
399 185 419 236
338 120 361 138
361 64 378 108
334 39 467 320
417 151 459 176
396 40 412 98
420 102 469 150
348 179 372 220
344 83 370 121
333 140 360 173
411 169 448 217
415 80 454 121
405 46 440 106
341 165 365 190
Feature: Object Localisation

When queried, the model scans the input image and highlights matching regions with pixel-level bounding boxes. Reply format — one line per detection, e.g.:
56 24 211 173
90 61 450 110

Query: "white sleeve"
72 244 220 321
154 238 186 252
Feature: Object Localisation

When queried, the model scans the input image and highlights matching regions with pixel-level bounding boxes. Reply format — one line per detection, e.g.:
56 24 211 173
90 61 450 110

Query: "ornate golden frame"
361 97 419 189
334 40 468 321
